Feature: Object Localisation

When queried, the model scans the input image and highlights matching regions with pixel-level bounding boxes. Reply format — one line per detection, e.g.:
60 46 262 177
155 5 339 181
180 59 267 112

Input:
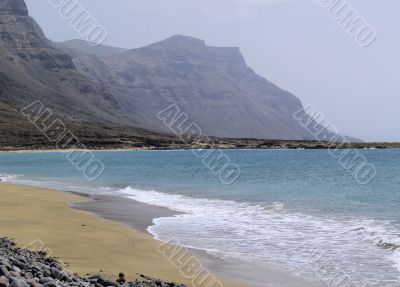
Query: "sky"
24 0 400 142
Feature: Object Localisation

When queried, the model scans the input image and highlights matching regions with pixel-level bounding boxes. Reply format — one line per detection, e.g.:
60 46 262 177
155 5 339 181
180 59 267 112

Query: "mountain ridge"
66 35 319 139
0 0 346 143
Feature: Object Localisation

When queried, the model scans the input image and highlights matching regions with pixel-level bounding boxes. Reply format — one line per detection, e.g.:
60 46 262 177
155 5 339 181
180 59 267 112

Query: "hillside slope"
1 0 340 142
0 0 127 126
61 36 333 140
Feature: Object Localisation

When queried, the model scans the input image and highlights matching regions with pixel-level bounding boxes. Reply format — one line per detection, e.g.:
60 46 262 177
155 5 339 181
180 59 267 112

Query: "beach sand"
0 183 243 287
71 195 181 233
73 196 326 287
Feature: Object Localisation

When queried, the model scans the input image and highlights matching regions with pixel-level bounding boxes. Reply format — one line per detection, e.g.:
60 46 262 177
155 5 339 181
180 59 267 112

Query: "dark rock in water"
42 282 56 287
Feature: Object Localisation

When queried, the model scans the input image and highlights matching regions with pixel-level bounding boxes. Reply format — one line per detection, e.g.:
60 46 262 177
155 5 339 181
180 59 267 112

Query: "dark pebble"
10 279 29 287
0 276 9 287
49 268 61 280
0 238 187 287
88 275 103 281
24 273 33 280
0 266 10 278
10 271 21 278
0 262 11 270
100 279 118 287
38 278 52 285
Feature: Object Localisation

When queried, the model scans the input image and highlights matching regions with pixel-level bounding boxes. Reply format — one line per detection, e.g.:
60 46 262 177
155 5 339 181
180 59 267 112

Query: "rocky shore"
0 238 185 287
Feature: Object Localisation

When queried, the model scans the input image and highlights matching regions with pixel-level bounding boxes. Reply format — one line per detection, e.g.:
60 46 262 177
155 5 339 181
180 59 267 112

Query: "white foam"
0 173 19 182
391 250 400 273
2 174 400 285
0 172 114 196
119 186 400 286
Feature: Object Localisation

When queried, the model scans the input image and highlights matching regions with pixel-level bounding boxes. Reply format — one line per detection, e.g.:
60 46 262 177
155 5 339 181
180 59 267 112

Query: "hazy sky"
25 0 399 142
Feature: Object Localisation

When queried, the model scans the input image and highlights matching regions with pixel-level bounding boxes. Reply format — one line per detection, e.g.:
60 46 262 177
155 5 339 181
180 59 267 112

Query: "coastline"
0 182 245 287
0 140 399 153
72 194 326 287
0 181 327 287
71 195 181 233
3 149 399 286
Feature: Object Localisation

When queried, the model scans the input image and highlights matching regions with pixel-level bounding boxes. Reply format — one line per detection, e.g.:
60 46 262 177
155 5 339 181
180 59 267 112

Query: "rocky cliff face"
0 0 28 16
0 0 124 128
67 36 327 140
0 0 48 49
0 0 340 141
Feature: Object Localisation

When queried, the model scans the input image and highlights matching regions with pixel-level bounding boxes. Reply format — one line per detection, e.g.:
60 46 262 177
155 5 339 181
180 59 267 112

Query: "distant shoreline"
0 140 399 152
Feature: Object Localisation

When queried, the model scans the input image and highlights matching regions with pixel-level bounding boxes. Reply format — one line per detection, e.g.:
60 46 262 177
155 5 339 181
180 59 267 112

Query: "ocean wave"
0 173 19 182
378 241 400 251
118 186 400 285
1 175 400 285
0 172 114 196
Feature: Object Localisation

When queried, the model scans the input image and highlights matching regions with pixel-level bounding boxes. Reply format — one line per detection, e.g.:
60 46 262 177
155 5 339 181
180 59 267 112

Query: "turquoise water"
1 149 400 286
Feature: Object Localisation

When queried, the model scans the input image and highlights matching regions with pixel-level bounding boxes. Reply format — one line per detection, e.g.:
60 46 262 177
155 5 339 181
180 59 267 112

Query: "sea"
0 149 399 286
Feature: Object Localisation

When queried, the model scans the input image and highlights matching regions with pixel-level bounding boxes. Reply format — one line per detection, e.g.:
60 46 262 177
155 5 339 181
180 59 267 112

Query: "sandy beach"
0 183 243 287
73 196 325 287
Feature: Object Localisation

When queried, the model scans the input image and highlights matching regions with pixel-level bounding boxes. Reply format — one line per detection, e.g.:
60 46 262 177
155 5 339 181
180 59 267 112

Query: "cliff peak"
0 0 28 16
0 0 48 49
148 35 206 50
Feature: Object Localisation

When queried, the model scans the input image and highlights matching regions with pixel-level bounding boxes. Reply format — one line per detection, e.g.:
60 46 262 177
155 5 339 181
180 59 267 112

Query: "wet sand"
73 194 325 287
71 195 181 233
0 183 243 286
0 181 326 287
